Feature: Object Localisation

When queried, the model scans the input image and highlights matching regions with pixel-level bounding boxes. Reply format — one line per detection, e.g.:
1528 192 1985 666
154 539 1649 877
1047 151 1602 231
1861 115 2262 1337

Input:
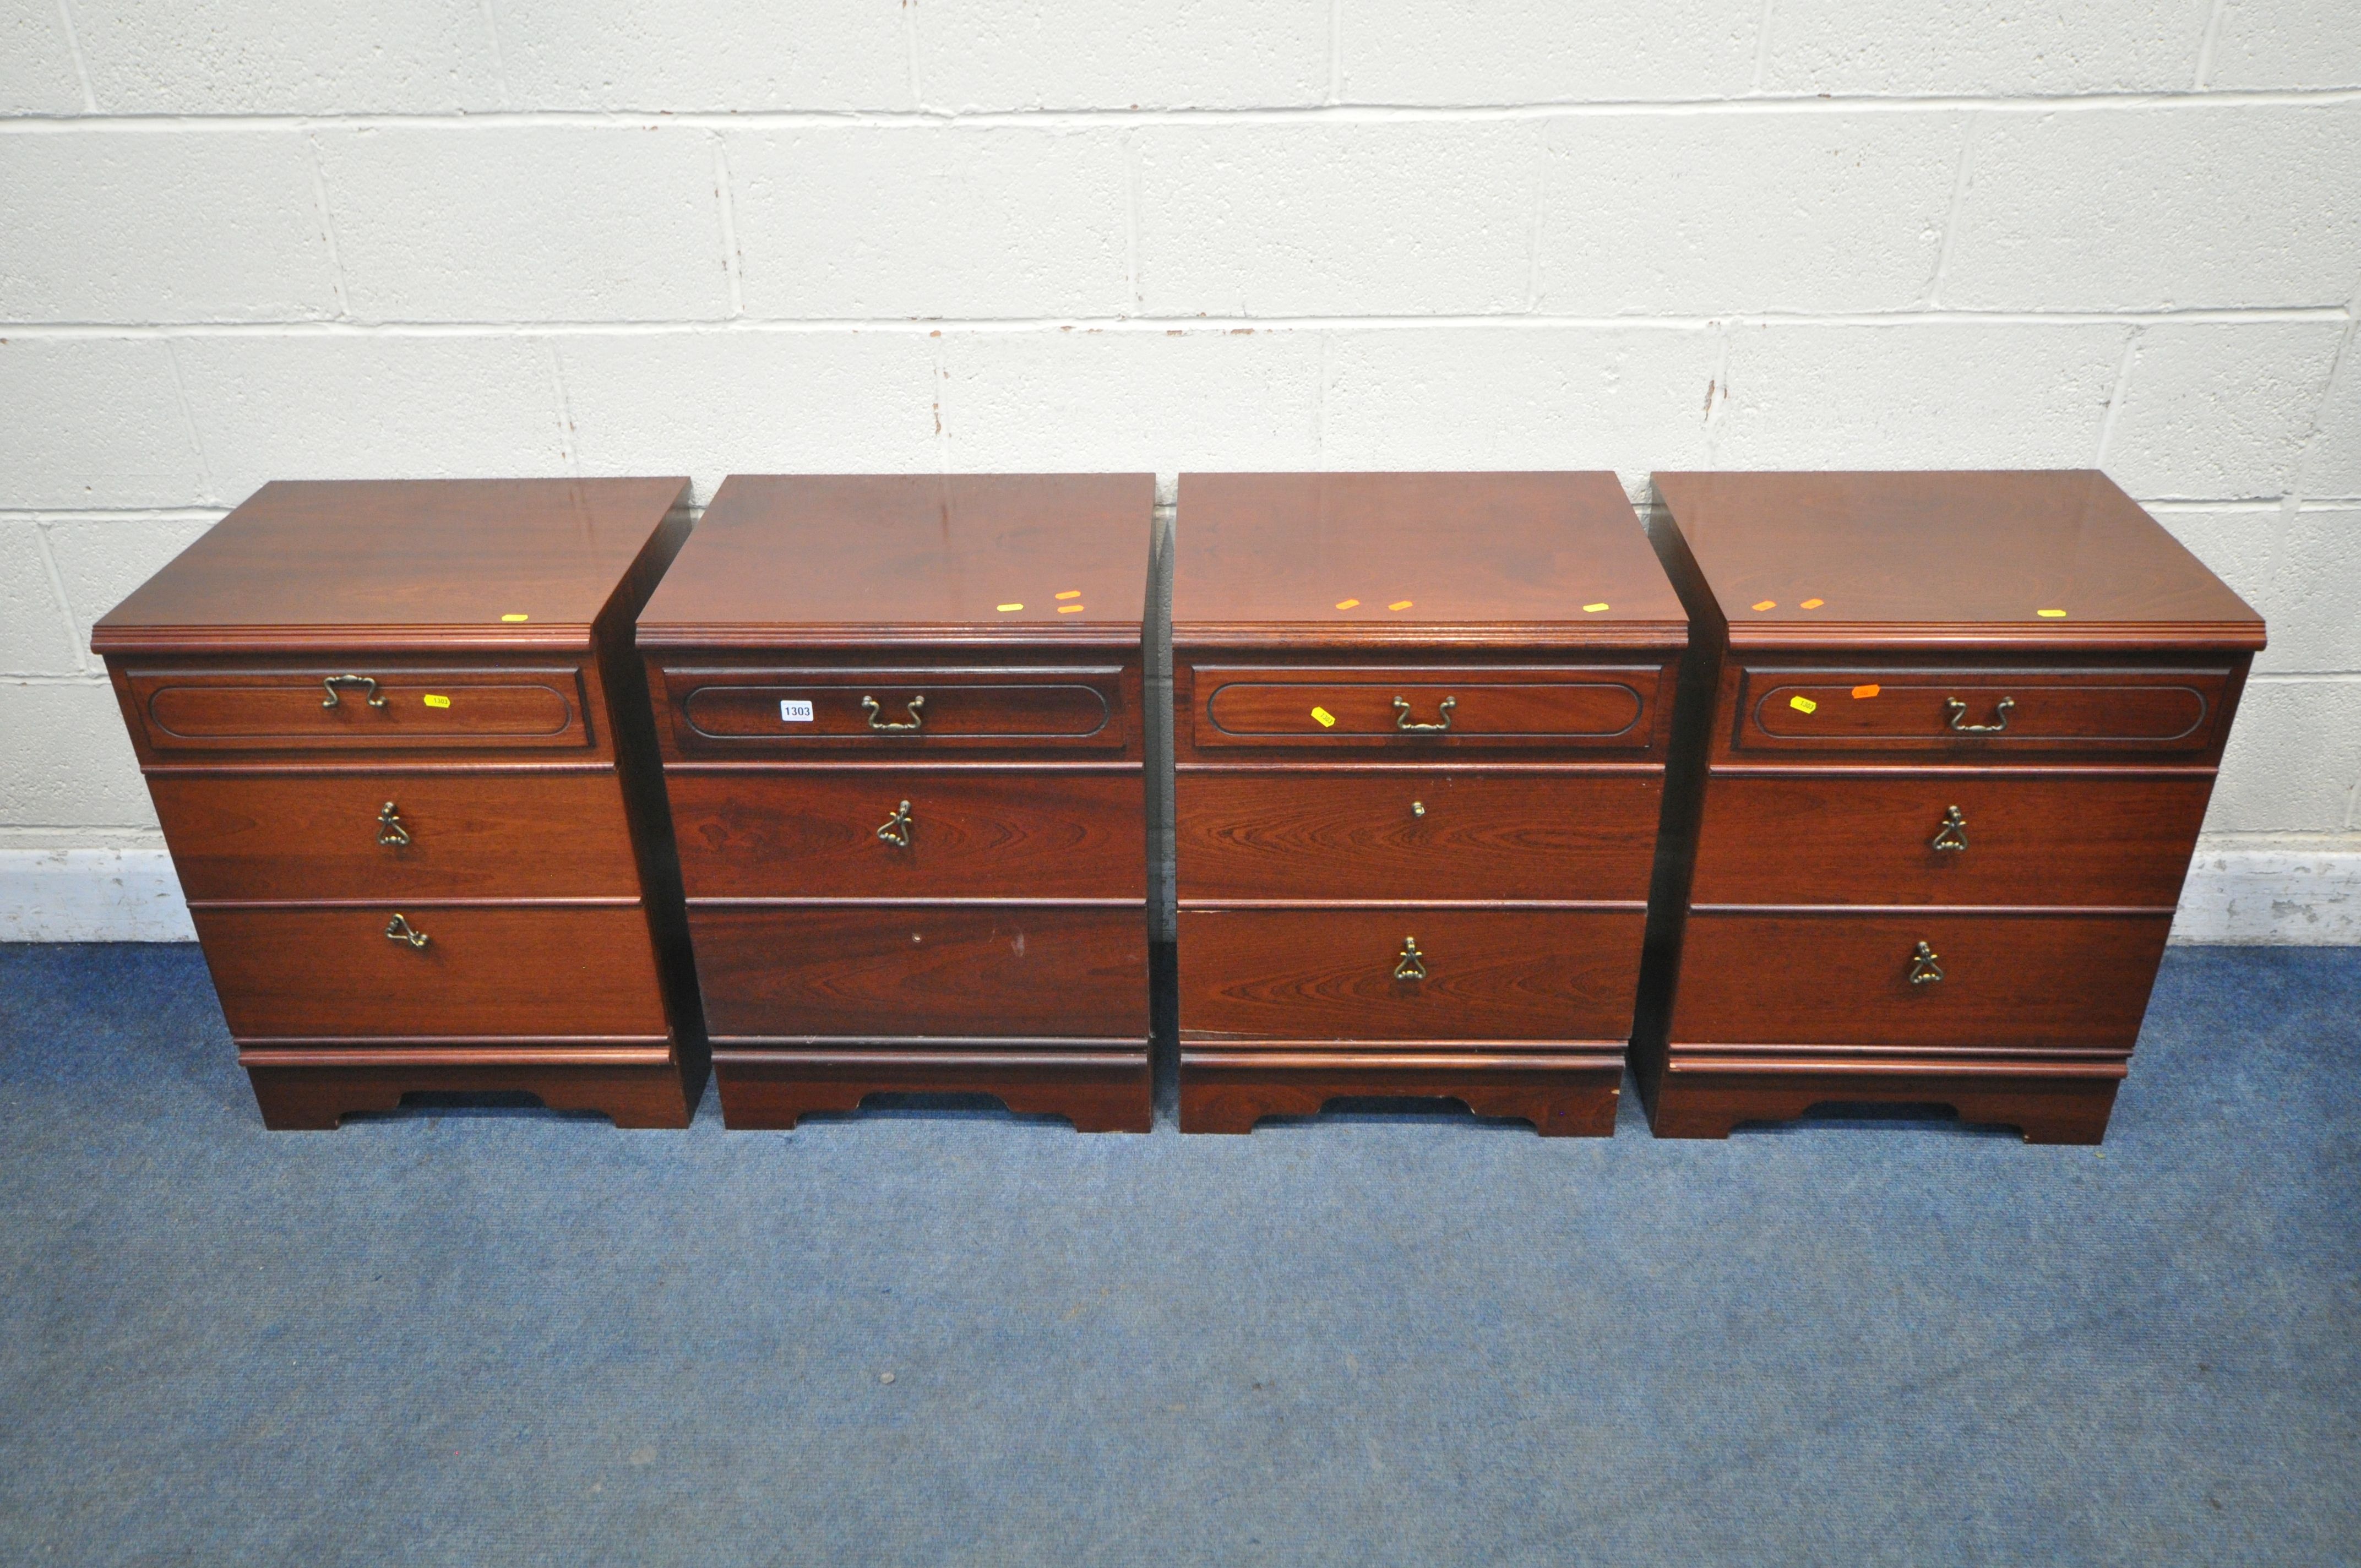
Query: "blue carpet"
0 944 2355 1566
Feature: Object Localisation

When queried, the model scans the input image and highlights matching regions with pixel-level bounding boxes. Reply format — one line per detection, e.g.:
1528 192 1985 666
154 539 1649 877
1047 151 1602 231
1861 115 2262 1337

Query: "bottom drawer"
1178 907 1646 1042
1668 910 2173 1050
193 904 668 1039
690 905 1148 1039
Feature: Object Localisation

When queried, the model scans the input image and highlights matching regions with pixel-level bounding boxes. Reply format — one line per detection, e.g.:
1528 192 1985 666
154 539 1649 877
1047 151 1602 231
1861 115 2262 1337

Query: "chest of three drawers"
1636 471 2265 1144
91 479 706 1130
1174 472 1690 1136
638 474 1156 1133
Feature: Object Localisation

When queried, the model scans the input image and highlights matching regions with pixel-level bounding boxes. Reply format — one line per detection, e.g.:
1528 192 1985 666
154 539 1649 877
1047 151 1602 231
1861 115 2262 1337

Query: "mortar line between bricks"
3 308 2348 338
3 89 2359 132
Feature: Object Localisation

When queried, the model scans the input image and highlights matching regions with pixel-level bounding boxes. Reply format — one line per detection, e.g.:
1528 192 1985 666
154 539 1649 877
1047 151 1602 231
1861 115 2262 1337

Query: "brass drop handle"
1944 696 2014 733
1930 805 1967 853
1907 940 1944 985
384 913 430 950
1393 695 1456 733
1411 800 1426 818
862 694 925 732
376 801 411 847
1394 936 1428 982
322 674 386 710
877 799 913 848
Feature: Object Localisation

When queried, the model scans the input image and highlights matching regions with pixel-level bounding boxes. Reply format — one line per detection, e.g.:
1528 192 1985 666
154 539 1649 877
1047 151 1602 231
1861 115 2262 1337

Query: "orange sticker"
1056 590 1081 601
1789 695 1818 714
1753 600 1777 612
1335 598 1360 610
1800 598 1825 609
2038 608 2067 618
1852 684 1880 699
997 602 1024 612
1311 706 1336 728
1582 602 1609 613
1389 600 1413 611
1058 604 1085 613
423 694 451 709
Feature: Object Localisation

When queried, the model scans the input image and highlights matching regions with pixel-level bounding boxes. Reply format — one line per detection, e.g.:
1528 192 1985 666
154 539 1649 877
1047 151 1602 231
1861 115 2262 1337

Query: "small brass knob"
1411 801 1425 818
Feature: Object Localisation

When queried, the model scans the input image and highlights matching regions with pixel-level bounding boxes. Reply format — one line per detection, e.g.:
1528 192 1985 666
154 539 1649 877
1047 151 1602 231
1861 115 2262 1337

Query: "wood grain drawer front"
1178 908 1646 1042
1734 667 2229 755
1193 666 1657 751
668 769 1144 900
1178 770 1660 902
666 667 1127 753
153 772 641 903
1690 774 2212 909
129 668 590 753
1668 911 2173 1050
192 905 666 1040
691 906 1147 1039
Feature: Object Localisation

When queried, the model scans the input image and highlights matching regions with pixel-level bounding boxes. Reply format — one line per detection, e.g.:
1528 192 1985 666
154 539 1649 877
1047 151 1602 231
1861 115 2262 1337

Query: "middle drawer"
1179 768 1660 902
151 770 641 902
668 769 1146 900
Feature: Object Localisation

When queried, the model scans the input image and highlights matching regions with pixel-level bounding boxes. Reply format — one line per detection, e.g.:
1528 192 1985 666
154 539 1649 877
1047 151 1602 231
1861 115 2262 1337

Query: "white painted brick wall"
1 0 2356 941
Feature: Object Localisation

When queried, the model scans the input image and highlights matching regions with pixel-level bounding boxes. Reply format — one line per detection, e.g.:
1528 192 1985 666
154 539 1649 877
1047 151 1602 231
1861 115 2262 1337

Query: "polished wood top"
91 478 690 655
637 474 1153 649
1173 472 1685 649
1653 471 2265 651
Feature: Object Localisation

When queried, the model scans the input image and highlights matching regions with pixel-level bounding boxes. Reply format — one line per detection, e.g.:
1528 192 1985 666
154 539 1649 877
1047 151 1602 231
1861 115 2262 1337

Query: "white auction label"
779 700 814 723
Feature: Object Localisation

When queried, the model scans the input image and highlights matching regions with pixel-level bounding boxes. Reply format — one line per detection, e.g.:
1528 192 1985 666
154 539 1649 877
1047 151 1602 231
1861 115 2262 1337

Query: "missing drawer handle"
875 798 913 849
1930 805 1967 853
1944 696 2014 734
1907 941 1944 986
862 694 926 732
383 912 431 950
376 801 411 848
1393 935 1429 982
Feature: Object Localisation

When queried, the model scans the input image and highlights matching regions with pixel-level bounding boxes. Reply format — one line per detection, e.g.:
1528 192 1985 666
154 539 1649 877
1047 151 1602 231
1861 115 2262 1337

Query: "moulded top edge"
90 622 602 658
1718 619 2267 654
1171 618 1690 653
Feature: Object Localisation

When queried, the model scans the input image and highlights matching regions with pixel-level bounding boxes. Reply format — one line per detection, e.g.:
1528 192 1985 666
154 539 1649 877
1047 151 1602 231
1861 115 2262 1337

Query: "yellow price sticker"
1055 590 1081 601
997 602 1023 612
1335 598 1360 610
501 613 529 623
1753 600 1777 612
1582 602 1609 613
1789 695 1818 714
1311 706 1336 728
423 694 451 709
2037 608 2068 618
1800 598 1825 609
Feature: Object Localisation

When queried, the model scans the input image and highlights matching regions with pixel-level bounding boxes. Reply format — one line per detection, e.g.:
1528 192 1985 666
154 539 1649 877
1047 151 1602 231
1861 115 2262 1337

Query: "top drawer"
1191 665 1661 752
659 666 1130 754
1732 666 2232 756
124 666 592 754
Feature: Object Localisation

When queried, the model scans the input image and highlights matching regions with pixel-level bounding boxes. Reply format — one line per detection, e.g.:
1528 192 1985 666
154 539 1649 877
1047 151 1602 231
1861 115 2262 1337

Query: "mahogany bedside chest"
636 474 1154 1133
1636 471 2265 1144
90 478 706 1129
1174 472 1688 1135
